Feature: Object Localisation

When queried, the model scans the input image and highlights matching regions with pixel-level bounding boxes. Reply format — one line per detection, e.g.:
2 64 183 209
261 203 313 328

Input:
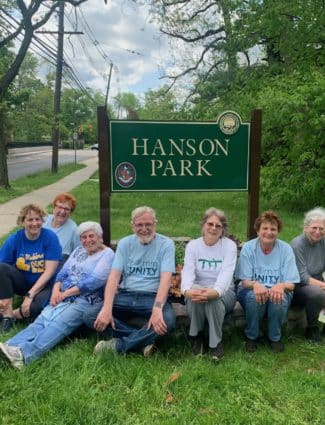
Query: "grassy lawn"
0 171 324 425
0 163 84 204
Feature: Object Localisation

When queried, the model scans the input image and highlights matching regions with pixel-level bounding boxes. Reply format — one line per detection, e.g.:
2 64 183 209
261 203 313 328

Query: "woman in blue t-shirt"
236 211 300 353
0 203 62 333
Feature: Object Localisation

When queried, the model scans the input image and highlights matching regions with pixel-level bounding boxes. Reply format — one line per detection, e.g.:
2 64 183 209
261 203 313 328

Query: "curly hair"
17 204 47 226
254 210 282 232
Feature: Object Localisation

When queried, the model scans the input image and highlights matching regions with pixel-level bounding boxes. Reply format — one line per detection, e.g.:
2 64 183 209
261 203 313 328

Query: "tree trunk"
0 102 10 189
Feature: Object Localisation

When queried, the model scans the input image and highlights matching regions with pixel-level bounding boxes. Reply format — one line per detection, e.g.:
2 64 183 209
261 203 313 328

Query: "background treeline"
1 0 324 211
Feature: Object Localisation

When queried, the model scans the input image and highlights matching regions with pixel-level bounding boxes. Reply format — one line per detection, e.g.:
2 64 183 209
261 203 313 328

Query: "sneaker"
143 343 156 357
0 342 24 369
211 342 224 361
93 338 117 355
191 332 205 356
0 317 15 334
269 340 284 353
305 326 322 343
245 338 258 353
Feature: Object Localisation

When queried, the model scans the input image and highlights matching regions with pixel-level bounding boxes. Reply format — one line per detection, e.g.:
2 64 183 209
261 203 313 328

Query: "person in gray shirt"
291 207 325 342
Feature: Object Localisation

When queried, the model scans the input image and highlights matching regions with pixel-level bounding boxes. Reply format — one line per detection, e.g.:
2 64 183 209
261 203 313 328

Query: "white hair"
131 206 157 223
303 207 325 227
77 221 103 237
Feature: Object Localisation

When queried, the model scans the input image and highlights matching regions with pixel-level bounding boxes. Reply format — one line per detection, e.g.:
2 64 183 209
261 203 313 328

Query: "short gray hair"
131 206 157 223
303 207 325 227
200 207 228 237
77 221 103 237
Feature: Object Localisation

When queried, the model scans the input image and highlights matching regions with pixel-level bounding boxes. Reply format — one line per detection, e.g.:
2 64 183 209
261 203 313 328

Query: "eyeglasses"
309 226 325 232
55 204 71 212
206 222 223 229
133 222 155 229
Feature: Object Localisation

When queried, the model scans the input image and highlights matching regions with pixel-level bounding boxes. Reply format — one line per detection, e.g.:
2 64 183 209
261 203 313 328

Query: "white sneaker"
93 339 117 355
0 342 24 369
143 343 156 357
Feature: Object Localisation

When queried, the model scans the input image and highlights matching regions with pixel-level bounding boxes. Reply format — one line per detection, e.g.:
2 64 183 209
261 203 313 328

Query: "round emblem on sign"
115 162 136 188
218 111 241 135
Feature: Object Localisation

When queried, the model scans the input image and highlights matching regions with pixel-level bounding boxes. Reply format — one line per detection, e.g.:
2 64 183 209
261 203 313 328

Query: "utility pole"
39 1 83 173
51 0 64 173
104 62 113 108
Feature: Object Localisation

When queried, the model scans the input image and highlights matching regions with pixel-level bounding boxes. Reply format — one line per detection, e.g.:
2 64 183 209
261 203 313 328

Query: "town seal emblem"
218 111 241 135
115 162 136 188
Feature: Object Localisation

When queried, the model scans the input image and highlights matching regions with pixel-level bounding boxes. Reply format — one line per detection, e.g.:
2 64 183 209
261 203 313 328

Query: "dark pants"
0 262 51 319
292 284 325 328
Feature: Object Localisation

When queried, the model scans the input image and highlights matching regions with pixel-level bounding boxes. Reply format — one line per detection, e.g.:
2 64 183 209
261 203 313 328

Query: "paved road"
7 149 98 180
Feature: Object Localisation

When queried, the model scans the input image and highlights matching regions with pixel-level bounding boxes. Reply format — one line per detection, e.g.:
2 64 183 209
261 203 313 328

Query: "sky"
55 0 172 101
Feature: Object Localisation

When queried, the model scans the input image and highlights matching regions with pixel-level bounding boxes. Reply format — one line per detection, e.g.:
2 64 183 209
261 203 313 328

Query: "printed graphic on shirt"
253 267 280 288
16 253 45 273
198 258 222 270
127 260 159 277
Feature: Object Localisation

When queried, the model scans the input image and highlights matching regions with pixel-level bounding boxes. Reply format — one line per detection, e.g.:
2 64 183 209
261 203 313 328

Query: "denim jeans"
7 298 96 364
237 288 293 342
83 290 176 353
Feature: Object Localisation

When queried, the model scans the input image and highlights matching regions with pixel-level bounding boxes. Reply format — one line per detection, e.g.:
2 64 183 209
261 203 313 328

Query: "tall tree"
139 85 182 120
0 0 87 188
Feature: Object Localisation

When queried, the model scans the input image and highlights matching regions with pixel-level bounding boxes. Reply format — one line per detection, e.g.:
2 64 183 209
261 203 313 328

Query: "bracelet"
154 301 163 309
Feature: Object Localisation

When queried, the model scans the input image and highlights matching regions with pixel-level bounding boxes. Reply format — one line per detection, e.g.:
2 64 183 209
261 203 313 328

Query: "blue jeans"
6 298 96 364
237 288 293 342
83 290 176 353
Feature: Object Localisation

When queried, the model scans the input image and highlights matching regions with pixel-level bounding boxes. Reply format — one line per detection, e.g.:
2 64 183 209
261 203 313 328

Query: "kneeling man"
86 206 176 356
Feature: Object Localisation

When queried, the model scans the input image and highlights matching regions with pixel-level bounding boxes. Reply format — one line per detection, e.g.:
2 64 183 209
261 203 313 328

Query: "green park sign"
109 111 250 192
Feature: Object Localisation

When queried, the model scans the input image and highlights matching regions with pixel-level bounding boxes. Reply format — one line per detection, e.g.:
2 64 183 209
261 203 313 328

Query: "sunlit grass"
0 163 84 204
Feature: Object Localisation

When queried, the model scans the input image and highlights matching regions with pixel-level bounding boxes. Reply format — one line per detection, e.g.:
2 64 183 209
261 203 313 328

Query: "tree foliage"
142 0 324 210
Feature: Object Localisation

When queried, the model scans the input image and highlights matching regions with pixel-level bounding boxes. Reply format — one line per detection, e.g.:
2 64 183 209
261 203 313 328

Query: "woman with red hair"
43 192 80 265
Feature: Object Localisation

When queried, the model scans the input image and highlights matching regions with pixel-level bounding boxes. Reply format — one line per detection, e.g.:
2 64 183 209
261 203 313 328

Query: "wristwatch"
154 301 163 309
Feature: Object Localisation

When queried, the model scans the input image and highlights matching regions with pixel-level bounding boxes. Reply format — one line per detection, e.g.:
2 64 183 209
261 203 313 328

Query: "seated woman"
237 211 299 353
181 208 237 360
43 192 80 266
0 221 115 369
291 207 325 342
0 204 62 332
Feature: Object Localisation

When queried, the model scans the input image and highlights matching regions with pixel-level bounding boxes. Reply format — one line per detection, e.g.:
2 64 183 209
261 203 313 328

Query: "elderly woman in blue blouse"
237 211 300 353
0 221 114 369
181 208 237 360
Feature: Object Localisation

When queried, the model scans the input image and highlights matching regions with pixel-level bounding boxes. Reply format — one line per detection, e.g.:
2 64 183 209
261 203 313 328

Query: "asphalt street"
7 149 97 180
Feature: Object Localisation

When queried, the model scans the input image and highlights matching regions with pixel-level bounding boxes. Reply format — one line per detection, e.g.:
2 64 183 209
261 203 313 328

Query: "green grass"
0 326 324 425
71 179 302 243
0 163 84 204
0 169 324 425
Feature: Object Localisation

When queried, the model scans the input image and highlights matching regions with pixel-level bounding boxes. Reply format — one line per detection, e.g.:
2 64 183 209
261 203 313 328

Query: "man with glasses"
85 206 176 356
43 193 80 267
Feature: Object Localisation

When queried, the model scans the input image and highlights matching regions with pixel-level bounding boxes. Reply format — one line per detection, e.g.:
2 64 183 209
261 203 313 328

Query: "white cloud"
59 0 171 100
